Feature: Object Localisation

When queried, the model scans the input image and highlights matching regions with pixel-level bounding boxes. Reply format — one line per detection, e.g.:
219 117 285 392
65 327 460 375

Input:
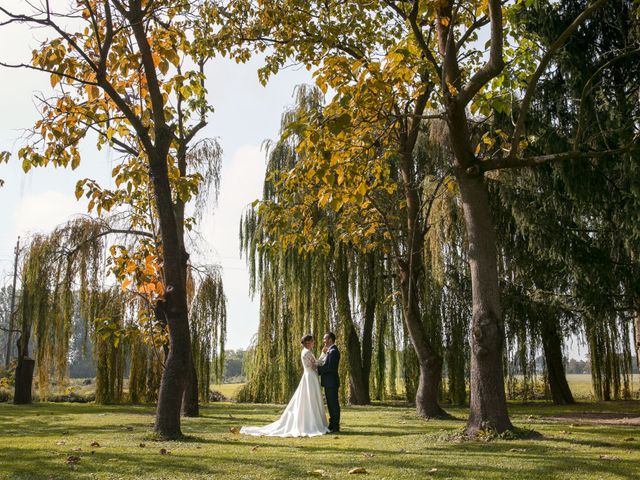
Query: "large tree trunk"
149 146 193 439
435 0 511 434
541 318 574 405
456 172 512 434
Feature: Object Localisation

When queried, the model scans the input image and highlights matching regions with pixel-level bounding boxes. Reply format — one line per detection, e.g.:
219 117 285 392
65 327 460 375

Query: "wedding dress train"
240 348 329 437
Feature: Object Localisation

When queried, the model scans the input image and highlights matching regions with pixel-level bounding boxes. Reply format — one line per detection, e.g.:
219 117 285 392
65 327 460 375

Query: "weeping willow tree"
188 267 227 403
12 216 227 406
240 85 478 409
238 86 406 405
14 218 104 403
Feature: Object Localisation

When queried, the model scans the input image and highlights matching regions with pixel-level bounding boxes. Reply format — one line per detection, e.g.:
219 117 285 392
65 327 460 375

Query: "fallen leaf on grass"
348 467 367 474
90 441 100 448
229 427 240 434
333 436 340 440
159 448 170 455
139 443 146 448
251 445 260 452
599 455 619 460
66 455 81 465
71 448 82 452
509 448 527 453
55 440 66 446
623 437 635 442
307 469 325 476
428 468 438 473
362 453 375 458
228 414 237 419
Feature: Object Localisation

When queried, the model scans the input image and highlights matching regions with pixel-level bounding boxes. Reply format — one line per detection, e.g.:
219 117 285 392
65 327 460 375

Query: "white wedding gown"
240 348 329 437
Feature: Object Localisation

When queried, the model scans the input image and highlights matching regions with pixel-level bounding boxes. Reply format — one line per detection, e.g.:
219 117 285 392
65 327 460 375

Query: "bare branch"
0 61 98 85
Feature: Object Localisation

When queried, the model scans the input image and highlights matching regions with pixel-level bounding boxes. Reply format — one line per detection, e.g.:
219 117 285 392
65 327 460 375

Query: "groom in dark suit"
317 332 340 433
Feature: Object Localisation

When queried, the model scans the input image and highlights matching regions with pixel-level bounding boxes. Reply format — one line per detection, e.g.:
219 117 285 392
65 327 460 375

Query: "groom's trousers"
325 387 340 431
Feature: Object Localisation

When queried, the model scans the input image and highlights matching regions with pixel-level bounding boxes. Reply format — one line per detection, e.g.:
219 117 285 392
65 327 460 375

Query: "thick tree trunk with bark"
148 144 193 439
541 318 574 405
433 0 511 434
456 172 512 434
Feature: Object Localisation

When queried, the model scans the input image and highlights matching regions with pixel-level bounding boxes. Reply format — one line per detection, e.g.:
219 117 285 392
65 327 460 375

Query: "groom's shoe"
328 427 340 433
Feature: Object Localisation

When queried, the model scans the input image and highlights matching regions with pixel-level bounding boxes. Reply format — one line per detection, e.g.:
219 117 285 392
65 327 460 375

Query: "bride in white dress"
240 335 329 437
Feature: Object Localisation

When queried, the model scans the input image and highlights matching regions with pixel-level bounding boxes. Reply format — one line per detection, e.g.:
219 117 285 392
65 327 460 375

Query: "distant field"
211 376 640 403
211 383 244 399
567 374 640 399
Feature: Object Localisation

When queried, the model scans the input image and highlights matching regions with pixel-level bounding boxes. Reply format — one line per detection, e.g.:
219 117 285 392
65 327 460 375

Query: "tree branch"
509 0 608 159
457 0 504 107
481 144 639 172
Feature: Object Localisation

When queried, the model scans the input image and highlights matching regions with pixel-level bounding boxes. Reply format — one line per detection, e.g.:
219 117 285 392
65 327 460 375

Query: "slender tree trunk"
456 172 512 434
149 144 192 439
635 311 640 373
375 313 387 401
181 359 200 416
333 249 370 405
345 324 370 405
398 269 446 417
175 142 201 418
541 318 574 405
357 252 377 404
396 146 447 418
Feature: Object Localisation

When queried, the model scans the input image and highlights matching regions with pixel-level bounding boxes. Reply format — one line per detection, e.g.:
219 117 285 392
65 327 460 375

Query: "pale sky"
0 2 312 350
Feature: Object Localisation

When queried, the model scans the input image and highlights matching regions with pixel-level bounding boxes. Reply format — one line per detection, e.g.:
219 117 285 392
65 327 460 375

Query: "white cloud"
196 144 267 350
13 190 86 237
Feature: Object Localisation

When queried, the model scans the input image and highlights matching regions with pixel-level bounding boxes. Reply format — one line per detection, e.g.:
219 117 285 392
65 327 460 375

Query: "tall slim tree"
0 0 216 438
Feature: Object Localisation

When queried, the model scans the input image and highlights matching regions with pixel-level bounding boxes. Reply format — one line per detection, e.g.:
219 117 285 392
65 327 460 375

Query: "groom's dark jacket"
317 345 340 388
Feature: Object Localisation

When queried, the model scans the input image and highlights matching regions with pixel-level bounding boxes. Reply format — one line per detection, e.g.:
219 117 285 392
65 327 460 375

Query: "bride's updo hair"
301 334 314 346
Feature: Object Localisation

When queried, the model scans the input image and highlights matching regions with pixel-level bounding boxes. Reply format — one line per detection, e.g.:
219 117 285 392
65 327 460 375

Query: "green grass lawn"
1 399 639 480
